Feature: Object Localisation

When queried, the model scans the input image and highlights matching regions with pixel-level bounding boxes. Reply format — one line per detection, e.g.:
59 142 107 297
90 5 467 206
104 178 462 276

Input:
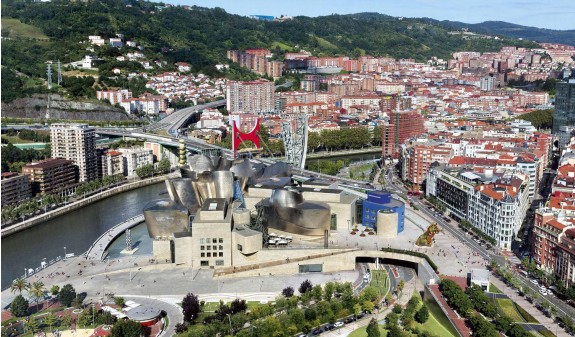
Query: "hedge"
380 247 438 272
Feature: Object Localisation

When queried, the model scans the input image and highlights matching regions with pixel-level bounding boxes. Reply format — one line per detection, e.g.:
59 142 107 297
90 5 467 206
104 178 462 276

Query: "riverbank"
1 175 171 238
306 147 382 159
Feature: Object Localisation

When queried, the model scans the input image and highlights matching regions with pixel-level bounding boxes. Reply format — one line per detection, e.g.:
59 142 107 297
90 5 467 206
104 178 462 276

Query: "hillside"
429 19 575 46
0 0 544 106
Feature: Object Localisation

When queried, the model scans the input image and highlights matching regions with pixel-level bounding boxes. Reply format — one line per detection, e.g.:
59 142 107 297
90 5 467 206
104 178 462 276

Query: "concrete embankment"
1 175 169 238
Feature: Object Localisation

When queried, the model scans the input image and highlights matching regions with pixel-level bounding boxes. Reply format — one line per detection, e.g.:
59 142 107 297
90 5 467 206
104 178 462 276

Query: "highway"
380 165 575 322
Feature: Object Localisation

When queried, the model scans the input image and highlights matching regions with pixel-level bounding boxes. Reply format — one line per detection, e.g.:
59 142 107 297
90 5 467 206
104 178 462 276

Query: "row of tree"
440 279 538 337
177 279 387 336
135 158 171 178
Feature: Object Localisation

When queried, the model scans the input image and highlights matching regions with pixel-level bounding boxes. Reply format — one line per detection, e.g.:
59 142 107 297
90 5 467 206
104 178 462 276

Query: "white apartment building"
50 123 97 182
96 90 132 106
427 165 529 251
119 148 154 176
101 150 124 177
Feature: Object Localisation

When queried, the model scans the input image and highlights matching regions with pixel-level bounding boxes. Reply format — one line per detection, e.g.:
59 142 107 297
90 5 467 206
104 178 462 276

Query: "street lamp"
348 220 351 232
64 247 67 259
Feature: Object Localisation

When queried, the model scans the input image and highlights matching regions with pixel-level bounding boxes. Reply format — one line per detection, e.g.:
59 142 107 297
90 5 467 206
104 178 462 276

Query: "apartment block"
531 208 567 274
50 123 97 182
427 165 529 250
119 148 154 176
101 150 124 177
1 172 31 206
22 158 78 196
226 80 275 114
401 144 453 190
96 89 132 105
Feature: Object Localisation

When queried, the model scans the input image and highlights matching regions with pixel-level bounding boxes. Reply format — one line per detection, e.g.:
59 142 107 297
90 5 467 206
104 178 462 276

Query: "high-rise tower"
50 123 97 182
553 79 575 134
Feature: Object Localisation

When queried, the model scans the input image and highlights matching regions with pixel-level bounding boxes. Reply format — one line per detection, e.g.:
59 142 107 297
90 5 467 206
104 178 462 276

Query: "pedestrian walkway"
85 214 145 260
490 275 569 337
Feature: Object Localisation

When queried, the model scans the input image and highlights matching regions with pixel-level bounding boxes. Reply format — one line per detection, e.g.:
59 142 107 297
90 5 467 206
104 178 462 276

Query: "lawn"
1 18 50 40
271 41 293 51
496 298 525 322
348 325 388 337
202 302 220 312
1 135 35 144
424 297 460 337
515 304 539 323
370 270 390 298
489 283 502 294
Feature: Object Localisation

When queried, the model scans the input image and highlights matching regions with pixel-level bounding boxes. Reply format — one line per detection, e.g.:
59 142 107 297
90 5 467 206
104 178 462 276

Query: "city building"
50 123 97 182
400 144 453 191
101 150 124 177
1 172 31 206
22 158 78 196
361 191 405 237
553 80 575 133
382 110 425 155
531 208 568 274
558 126 575 150
556 228 575 287
427 165 529 250
469 269 491 290
226 80 275 114
119 148 154 176
96 90 132 106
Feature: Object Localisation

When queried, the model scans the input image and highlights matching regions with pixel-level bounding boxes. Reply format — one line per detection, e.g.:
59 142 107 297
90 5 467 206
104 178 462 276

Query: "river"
1 183 166 289
1 151 379 289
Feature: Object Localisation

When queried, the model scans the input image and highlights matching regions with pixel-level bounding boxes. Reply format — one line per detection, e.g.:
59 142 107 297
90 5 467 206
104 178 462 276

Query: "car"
539 289 548 296
334 321 344 328
531 279 539 285
312 328 322 335
324 324 334 330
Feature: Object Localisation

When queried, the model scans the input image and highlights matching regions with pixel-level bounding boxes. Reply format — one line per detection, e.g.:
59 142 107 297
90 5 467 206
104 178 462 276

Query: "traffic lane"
514 272 575 318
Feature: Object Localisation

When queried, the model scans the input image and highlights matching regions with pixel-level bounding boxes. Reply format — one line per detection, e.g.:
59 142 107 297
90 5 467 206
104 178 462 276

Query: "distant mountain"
425 19 575 46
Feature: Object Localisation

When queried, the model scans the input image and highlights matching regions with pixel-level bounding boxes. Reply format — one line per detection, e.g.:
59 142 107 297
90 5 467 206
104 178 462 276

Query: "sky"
165 0 575 30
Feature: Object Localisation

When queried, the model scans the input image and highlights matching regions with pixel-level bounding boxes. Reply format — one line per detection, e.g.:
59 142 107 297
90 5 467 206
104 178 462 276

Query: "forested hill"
429 19 575 47
1 0 539 82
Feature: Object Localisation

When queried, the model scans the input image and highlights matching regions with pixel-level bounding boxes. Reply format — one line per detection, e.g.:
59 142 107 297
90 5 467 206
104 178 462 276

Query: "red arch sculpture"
232 118 261 158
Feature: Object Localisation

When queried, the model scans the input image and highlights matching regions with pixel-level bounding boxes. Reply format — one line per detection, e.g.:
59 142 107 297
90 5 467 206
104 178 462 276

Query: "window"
200 238 204 244
200 246 205 251
207 252 211 257
207 246 211 250
200 261 209 266
213 238 218 243
237 244 243 252
219 238 223 243
219 252 223 257
206 238 210 243
213 245 217 250
216 260 224 266
219 245 223 250
201 253 205 257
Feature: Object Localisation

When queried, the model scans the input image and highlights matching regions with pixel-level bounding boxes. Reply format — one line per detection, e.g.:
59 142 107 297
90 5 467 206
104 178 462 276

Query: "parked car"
531 279 539 285
334 321 344 328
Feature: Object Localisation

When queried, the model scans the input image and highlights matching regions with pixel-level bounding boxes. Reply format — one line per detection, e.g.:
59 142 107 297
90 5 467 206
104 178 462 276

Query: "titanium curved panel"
264 189 331 236
171 178 198 210
143 199 189 238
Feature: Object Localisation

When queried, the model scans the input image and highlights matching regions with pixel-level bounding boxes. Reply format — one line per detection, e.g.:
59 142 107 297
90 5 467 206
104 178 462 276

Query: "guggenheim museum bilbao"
143 153 405 276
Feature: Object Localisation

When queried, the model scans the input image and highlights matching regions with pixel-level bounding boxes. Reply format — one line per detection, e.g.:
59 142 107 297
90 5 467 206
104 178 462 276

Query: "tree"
25 318 39 334
10 277 29 294
10 294 29 317
299 279 313 294
156 158 171 174
324 282 335 301
311 285 323 302
29 281 45 313
50 285 60 296
353 303 362 318
366 318 381 337
44 313 57 330
58 284 76 307
115 296 126 308
111 319 144 337
415 305 429 323
182 293 201 322
397 279 405 294
282 286 294 298
230 298 247 314
175 322 188 333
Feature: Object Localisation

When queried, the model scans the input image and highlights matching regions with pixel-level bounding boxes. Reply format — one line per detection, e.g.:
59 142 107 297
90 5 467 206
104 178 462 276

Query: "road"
379 165 575 324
